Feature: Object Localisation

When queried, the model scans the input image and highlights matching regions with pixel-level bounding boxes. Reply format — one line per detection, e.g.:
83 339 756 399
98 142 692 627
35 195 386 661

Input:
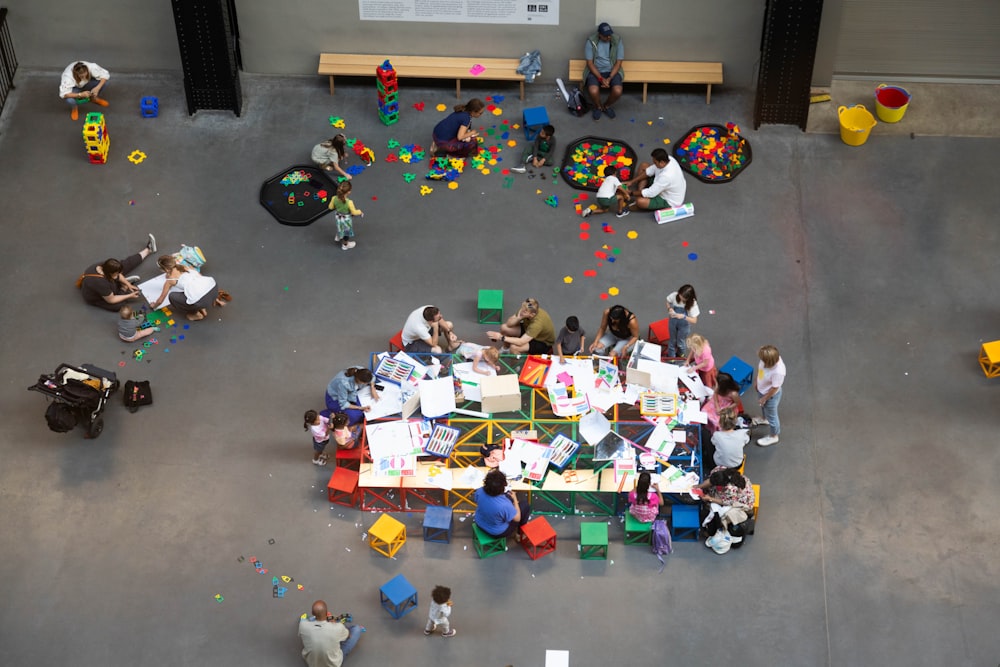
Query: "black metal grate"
753 0 824 130
171 0 242 116
0 8 19 118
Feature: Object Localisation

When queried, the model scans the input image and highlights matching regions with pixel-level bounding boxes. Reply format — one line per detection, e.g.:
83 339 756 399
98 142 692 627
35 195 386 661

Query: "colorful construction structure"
82 112 109 164
376 60 399 126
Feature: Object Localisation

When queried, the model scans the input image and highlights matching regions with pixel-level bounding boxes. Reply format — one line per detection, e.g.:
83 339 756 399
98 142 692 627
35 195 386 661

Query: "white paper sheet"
358 384 399 420
453 361 492 402
578 409 611 445
365 421 423 461
137 273 180 310
545 649 570 667
456 466 485 487
425 465 454 490
418 376 456 418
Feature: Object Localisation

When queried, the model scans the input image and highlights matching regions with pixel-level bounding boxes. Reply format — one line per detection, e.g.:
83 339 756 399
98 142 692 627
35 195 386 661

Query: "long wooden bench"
319 54 526 100
568 59 723 104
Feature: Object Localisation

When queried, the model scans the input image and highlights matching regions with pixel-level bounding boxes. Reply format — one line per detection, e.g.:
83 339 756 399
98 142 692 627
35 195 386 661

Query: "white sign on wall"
359 0 559 25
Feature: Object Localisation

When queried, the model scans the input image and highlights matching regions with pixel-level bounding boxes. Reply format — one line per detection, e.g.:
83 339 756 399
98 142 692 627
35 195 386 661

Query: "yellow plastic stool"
369 514 406 558
979 340 1000 378
750 483 761 535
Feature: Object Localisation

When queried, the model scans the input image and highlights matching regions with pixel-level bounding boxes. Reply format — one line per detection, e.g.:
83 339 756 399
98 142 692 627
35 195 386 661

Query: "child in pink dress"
685 334 717 388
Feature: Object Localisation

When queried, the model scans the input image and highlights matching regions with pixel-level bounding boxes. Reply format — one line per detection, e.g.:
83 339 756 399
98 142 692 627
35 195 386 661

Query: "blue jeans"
759 387 782 436
667 310 690 357
341 623 364 658
324 397 365 426
594 331 633 357
65 79 105 105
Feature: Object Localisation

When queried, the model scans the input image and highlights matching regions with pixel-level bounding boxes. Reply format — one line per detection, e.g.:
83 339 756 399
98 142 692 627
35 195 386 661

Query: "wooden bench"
568 59 723 104
318 54 525 99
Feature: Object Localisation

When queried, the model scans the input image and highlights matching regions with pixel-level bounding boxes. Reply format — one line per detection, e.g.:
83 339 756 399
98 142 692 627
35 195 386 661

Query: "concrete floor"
0 70 998 667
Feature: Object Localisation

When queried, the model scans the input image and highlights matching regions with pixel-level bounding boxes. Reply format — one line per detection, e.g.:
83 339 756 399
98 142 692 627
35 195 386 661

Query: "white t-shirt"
757 357 786 393
596 175 622 199
641 158 687 208
401 305 434 345
665 291 700 318
59 61 110 98
309 415 330 443
712 429 750 468
175 271 216 304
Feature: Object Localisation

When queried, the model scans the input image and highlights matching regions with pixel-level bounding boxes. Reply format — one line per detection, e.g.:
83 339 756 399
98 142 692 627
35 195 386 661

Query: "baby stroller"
28 363 120 439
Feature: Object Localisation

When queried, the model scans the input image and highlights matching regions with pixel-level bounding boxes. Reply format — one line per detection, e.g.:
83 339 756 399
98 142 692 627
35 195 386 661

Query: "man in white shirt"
627 148 687 210
59 61 110 120
298 600 364 667
401 305 459 354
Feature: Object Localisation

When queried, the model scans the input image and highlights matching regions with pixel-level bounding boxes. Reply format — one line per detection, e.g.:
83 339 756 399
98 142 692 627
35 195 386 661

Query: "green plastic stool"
472 523 508 558
624 513 653 545
477 289 504 324
579 522 608 560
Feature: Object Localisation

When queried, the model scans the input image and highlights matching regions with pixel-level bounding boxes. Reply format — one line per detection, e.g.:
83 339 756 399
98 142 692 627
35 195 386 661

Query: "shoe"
341 240 356 250
442 629 457 638
126 275 141 284
218 289 232 302
616 208 630 218
581 207 593 218
71 106 79 121
751 417 769 426
591 107 601 120
146 234 157 253
424 629 433 636
333 235 342 242
312 457 327 466
603 106 616 119
91 97 109 107
757 435 780 447
509 165 526 173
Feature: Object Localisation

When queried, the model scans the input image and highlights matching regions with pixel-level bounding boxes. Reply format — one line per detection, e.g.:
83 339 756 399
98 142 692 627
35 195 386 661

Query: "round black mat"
559 136 639 192
259 165 338 226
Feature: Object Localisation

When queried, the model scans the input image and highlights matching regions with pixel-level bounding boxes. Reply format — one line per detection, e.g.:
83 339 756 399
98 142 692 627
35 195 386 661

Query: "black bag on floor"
123 380 153 413
45 402 78 433
567 87 589 116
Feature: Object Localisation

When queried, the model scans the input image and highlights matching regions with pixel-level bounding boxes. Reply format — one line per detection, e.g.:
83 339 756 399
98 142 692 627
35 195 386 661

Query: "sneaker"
442 629 457 638
509 165 526 173
615 208 630 218
751 416 769 426
312 457 327 466
146 234 157 253
341 240 356 250
757 435 780 447
591 107 601 120
581 207 593 218
603 106 616 119
91 97 109 107
71 106 79 121
424 629 433 636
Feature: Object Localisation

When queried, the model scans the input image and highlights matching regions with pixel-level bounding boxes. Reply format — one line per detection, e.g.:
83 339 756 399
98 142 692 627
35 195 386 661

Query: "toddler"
456 342 501 375
424 585 456 637
304 409 331 466
582 165 630 218
118 305 158 342
331 412 359 450
554 316 586 363
328 181 364 250
685 334 717 388
311 133 351 180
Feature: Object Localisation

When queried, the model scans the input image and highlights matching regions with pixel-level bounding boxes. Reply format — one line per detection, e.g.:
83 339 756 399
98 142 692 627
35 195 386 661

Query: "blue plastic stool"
379 574 418 619
522 106 549 141
140 97 159 118
719 356 754 395
671 504 701 541
422 505 454 543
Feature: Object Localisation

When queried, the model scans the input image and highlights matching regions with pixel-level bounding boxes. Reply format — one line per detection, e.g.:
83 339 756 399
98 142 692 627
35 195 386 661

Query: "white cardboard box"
480 374 521 414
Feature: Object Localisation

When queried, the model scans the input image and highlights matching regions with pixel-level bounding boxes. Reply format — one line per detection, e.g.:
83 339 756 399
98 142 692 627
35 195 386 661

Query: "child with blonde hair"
456 342 501 375
328 181 364 250
117 305 158 342
685 334 717 388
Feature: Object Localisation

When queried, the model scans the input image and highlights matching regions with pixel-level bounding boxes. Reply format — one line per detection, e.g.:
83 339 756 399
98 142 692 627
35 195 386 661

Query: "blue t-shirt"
473 488 516 536
433 111 471 141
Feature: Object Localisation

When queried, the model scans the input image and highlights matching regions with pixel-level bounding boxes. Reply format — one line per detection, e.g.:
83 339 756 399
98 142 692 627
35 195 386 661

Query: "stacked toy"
82 112 109 164
376 60 398 126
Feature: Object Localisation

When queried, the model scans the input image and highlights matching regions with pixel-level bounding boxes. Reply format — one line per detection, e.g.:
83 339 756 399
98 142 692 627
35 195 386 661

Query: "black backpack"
45 402 77 433
567 87 589 116
123 380 153 413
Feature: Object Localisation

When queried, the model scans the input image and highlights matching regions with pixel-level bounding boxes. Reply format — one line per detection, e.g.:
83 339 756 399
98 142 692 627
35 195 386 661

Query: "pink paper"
557 372 573 386
469 64 486 76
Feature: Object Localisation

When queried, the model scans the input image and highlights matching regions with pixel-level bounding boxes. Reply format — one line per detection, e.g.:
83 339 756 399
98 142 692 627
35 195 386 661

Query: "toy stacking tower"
376 60 398 126
82 112 109 164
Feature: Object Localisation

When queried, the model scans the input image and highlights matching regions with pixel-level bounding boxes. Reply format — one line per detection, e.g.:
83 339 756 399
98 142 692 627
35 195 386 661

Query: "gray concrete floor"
0 71 998 667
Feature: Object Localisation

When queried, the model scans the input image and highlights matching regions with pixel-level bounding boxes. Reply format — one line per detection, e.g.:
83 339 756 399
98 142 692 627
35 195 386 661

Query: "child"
456 342 501 375
118 305 158 342
304 409 331 466
511 124 556 173
665 284 699 358
554 316 586 363
328 181 364 250
424 585 456 637
685 333 717 388
582 165 630 218
754 345 785 447
311 134 351 180
330 412 359 450
627 471 661 523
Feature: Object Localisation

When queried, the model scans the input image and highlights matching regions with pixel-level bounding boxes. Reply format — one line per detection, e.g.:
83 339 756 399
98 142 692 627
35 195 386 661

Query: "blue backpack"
651 519 672 572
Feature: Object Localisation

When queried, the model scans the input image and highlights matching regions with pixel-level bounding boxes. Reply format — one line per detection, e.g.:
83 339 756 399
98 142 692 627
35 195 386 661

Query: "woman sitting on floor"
429 99 484 160
149 255 228 321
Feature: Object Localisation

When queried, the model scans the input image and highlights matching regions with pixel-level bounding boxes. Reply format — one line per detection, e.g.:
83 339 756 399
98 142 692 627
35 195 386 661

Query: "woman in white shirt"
150 256 227 321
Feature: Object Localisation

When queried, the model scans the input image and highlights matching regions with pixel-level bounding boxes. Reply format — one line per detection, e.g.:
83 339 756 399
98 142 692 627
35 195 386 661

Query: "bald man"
298 600 364 667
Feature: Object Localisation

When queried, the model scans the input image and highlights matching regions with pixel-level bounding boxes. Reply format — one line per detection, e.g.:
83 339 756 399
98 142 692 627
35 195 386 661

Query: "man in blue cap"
584 22 625 120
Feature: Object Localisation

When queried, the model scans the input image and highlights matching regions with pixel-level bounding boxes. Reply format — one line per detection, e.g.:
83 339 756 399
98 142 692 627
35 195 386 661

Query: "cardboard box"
625 341 662 387
480 374 521 414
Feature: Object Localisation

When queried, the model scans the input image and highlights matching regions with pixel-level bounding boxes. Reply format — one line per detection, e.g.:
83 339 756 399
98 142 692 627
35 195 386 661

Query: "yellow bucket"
838 104 877 147
875 84 911 122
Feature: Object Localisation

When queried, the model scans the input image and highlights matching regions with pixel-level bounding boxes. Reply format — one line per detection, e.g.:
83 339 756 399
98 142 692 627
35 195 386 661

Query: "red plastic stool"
327 467 359 507
389 330 404 353
647 318 671 360
519 516 557 560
